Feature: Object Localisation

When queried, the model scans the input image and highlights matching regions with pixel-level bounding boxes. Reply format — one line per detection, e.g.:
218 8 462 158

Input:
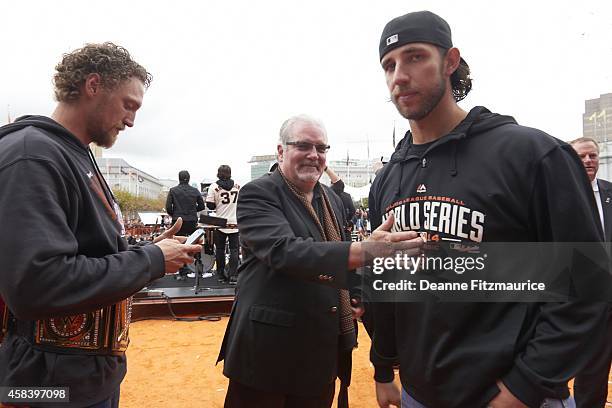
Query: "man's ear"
445 47 461 77
83 73 102 97
277 144 284 163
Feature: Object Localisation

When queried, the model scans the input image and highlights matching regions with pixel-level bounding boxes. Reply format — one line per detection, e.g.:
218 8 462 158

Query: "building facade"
320 158 386 188
583 93 612 181
249 154 277 181
95 157 164 199
248 153 388 188
89 143 104 159
583 93 612 144
158 178 179 195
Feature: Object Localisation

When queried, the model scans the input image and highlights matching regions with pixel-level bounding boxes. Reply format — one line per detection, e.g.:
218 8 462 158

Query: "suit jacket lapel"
297 195 325 241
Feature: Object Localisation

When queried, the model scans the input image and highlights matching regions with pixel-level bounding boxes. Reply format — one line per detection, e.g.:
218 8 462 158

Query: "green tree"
112 189 166 221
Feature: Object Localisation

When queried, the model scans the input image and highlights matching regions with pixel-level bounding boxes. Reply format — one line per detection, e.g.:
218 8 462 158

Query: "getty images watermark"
358 242 612 302
371 253 545 293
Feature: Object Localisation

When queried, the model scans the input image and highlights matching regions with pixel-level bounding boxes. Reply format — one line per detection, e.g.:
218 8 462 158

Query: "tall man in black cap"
369 11 609 408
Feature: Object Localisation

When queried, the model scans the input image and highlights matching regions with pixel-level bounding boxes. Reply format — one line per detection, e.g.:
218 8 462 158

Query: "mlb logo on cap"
386 34 398 46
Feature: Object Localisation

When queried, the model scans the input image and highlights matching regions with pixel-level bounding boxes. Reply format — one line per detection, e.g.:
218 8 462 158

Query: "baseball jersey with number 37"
206 182 240 233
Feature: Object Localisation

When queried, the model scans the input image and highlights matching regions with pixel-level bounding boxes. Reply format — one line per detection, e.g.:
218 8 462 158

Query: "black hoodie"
0 116 165 407
368 107 608 407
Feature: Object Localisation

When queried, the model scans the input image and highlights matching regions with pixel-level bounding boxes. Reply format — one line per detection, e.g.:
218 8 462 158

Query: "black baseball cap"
379 10 467 67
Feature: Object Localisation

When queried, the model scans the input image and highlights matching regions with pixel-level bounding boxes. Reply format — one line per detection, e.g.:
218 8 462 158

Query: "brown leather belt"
2 298 132 356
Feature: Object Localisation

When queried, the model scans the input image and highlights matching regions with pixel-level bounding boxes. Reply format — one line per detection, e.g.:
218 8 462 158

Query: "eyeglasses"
285 141 331 154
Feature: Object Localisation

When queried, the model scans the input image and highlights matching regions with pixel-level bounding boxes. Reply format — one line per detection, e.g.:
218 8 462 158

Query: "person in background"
206 165 241 285
570 137 612 408
166 169 206 280
324 166 356 235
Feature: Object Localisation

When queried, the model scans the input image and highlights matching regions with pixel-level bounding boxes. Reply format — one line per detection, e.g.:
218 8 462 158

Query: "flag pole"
346 150 350 186
366 135 370 183
601 109 607 146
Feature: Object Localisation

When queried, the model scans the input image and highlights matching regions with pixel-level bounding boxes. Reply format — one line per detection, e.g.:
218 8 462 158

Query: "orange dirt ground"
121 318 612 408
122 318 393 408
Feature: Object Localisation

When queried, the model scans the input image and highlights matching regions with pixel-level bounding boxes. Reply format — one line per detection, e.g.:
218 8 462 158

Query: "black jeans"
224 379 334 408
174 219 197 237
87 387 120 408
214 230 240 280
573 307 612 408
32 387 120 408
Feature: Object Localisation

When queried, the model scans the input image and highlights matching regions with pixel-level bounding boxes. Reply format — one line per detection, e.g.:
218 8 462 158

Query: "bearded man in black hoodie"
369 11 610 408
0 43 202 408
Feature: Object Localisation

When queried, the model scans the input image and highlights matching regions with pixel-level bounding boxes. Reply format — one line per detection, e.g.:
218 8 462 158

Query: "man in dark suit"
166 170 206 280
571 136 612 408
217 114 422 408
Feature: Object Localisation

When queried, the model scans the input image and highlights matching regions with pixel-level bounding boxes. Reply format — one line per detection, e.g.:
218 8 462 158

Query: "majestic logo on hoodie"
416 184 427 193
384 195 485 243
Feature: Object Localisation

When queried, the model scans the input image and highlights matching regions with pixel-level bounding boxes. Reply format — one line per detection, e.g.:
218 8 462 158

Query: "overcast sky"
2 0 611 185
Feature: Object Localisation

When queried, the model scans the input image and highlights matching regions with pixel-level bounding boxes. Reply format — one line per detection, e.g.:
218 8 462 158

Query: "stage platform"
133 272 235 320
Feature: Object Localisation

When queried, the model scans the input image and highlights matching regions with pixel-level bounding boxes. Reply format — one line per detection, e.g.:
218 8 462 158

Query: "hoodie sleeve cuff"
374 365 395 383
501 366 545 408
142 244 165 281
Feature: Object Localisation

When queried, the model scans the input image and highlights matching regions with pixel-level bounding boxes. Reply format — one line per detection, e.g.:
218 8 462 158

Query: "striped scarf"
278 168 356 351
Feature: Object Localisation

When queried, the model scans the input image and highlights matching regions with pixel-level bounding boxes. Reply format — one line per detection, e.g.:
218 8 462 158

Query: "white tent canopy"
138 212 166 225
344 184 371 200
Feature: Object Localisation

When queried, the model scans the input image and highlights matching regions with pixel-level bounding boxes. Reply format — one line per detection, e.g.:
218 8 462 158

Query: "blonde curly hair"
53 42 152 102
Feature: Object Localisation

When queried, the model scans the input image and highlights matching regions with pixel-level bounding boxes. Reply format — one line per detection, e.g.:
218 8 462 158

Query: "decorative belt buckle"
33 298 132 353
112 297 132 352
35 309 105 350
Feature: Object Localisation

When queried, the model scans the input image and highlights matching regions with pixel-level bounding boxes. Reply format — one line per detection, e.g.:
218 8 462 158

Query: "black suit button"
329 306 338 313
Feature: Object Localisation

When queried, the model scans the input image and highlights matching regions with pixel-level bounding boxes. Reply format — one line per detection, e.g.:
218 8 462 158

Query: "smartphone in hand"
185 229 205 245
